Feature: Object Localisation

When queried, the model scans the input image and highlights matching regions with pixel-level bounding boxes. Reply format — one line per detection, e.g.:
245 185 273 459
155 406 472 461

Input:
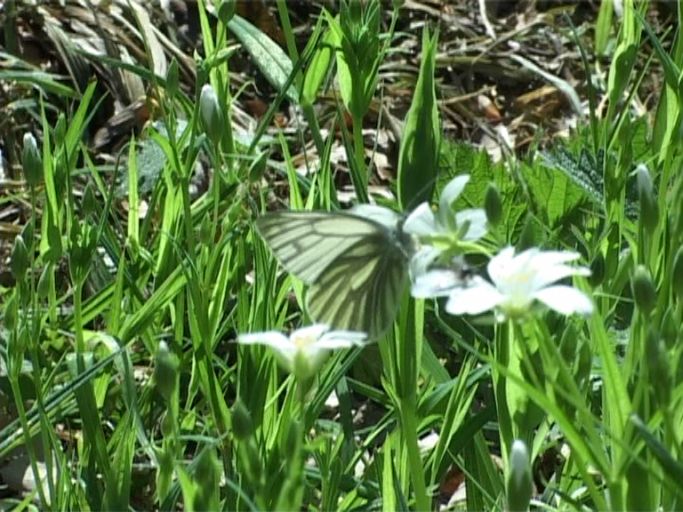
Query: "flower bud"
576 339 592 387
217 0 236 23
588 252 605 287
166 58 179 98
82 182 98 218
506 439 532 512
68 223 97 283
4 294 17 332
200 84 224 145
37 264 52 299
193 449 220 512
631 265 657 315
636 165 658 234
22 133 43 187
660 306 678 349
517 215 538 251
161 412 175 437
10 236 29 280
54 114 67 147
248 150 268 183
231 398 254 441
154 341 179 402
484 183 503 227
559 323 578 365
199 214 213 246
283 419 302 460
672 246 683 302
21 221 34 249
645 328 670 407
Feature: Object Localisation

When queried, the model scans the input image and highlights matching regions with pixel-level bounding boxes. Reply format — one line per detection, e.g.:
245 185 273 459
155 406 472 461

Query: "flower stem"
400 397 430 511
493 321 515 469
352 116 369 202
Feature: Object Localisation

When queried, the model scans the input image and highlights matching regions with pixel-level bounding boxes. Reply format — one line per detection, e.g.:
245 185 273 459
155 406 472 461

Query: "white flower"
404 175 487 274
237 324 367 379
411 263 470 298
442 247 593 320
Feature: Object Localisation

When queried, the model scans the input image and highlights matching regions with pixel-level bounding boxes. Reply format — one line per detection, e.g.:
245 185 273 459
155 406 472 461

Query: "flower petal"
445 278 503 315
455 208 488 241
531 263 591 290
316 330 368 349
412 269 463 298
237 331 296 361
533 285 594 316
403 203 438 236
486 246 517 285
350 204 401 229
237 331 290 348
530 250 581 268
292 324 330 341
439 175 470 213
409 246 442 278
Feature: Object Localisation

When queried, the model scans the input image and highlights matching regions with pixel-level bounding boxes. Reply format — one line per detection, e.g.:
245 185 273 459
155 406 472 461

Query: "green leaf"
522 160 584 227
538 147 604 205
595 0 614 55
0 69 78 98
607 43 637 115
397 28 440 210
439 140 525 241
631 414 683 497
301 24 335 106
228 15 298 102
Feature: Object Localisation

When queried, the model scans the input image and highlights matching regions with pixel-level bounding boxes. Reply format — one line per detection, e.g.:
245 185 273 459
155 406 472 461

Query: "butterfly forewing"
256 212 381 284
256 210 410 339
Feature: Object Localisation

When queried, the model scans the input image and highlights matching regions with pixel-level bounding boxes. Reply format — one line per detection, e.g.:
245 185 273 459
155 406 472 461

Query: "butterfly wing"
306 238 408 339
256 210 410 338
255 212 383 283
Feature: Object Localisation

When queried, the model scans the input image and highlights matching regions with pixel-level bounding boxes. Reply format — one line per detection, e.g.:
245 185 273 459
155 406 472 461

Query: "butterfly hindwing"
306 234 408 339
256 210 410 338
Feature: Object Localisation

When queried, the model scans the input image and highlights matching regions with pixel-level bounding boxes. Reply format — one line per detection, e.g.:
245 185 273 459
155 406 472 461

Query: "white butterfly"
256 205 413 339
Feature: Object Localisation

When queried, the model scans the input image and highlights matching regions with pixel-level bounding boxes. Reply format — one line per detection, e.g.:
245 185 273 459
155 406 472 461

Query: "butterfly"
255 205 414 339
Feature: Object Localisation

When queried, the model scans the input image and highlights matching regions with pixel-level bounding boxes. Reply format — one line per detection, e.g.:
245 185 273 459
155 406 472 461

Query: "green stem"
8 372 49 507
28 189 56 502
275 0 325 157
400 398 430 511
352 117 369 202
3 0 17 55
494 321 515 470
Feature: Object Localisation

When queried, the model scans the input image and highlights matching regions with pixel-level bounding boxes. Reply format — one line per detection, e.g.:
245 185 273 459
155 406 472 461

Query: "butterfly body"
256 207 412 339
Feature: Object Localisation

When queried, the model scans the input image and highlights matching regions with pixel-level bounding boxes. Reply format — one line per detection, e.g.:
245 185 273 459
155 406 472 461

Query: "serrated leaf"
539 147 604 206
438 139 525 239
522 161 584 227
228 15 298 103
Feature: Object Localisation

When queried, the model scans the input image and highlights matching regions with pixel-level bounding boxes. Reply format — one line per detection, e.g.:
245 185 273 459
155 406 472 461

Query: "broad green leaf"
228 15 298 102
397 28 440 210
0 70 77 98
522 161 584 227
595 0 614 55
607 43 637 118
301 24 335 106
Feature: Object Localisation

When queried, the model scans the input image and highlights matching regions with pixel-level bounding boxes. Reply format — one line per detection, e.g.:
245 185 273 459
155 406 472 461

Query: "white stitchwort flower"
237 325 367 379
417 247 593 320
404 175 487 276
